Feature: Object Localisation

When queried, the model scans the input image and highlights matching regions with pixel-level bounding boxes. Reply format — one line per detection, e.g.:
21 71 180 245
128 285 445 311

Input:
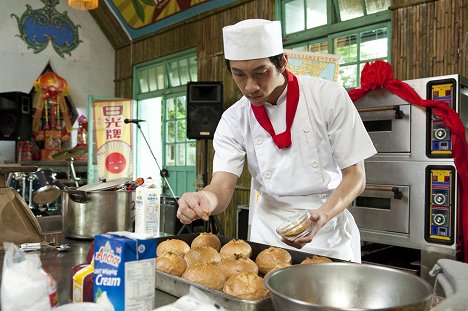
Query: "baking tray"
155 233 341 311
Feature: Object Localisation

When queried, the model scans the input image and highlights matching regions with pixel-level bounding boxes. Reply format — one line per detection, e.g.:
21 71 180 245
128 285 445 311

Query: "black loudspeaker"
0 92 32 141
187 82 223 139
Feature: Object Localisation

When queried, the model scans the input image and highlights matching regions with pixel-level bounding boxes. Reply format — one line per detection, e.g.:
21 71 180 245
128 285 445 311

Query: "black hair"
224 53 284 73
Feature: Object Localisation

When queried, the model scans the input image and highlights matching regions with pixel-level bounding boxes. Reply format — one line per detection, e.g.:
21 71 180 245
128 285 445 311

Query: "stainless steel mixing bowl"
264 263 433 311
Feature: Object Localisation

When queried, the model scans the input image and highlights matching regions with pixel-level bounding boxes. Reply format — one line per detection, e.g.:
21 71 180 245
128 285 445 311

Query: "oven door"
355 89 411 153
351 184 410 234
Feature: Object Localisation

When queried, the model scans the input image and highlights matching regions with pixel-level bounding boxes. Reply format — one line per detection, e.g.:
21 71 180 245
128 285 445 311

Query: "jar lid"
77 177 131 191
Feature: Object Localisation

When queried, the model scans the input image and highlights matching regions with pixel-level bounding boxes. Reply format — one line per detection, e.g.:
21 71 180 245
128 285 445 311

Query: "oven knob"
433 194 446 205
433 214 446 226
434 128 447 140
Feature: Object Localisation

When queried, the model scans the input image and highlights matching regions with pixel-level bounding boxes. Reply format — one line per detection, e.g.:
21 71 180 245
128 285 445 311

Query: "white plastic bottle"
134 177 161 237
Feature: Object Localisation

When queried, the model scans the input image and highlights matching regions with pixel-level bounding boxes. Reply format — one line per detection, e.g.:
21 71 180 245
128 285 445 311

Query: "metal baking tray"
155 233 341 311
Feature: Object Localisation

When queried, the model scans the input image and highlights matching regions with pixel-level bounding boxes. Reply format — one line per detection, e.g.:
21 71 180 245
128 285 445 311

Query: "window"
280 0 391 89
136 52 197 93
164 95 196 167
133 49 197 196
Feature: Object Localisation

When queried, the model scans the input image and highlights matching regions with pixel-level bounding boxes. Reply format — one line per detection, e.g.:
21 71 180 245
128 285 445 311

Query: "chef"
177 19 376 262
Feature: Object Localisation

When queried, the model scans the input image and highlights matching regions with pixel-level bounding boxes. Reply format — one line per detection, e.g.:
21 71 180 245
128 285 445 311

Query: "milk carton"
93 231 156 311
134 177 161 236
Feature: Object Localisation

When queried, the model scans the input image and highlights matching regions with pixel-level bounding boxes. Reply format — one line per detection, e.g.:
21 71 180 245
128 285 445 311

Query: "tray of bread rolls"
155 233 341 311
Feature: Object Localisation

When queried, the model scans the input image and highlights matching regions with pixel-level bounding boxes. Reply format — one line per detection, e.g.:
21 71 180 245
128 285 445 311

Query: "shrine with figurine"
32 71 73 161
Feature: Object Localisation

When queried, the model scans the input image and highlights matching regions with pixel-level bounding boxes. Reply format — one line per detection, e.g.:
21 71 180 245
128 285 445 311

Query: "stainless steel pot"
264 263 433 311
62 189 132 239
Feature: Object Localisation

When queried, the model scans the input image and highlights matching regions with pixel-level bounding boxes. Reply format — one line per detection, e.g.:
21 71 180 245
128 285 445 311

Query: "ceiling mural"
105 0 235 39
11 0 81 58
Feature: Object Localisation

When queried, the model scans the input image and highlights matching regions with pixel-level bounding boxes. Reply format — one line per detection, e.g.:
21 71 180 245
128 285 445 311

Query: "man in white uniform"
177 19 376 262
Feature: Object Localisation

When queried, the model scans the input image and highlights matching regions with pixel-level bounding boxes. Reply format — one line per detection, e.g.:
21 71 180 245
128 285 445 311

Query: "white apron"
250 193 361 262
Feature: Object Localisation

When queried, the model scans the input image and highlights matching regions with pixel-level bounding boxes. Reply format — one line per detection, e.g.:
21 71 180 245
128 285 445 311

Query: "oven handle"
357 105 405 119
365 185 404 200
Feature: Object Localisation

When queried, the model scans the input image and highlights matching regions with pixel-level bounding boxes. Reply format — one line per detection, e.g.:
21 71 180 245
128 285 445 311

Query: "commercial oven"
350 74 468 280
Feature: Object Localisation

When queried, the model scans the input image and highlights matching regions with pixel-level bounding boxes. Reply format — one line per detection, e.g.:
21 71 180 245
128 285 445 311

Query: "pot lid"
77 178 131 191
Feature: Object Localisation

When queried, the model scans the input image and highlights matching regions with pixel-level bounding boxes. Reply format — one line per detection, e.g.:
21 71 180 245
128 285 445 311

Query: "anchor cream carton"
93 231 156 311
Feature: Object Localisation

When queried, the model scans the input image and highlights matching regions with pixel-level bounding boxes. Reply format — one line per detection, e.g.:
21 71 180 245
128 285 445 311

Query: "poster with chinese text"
93 99 133 180
285 50 340 82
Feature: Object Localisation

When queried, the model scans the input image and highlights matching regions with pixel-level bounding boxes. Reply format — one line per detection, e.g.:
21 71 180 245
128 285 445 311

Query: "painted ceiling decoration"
105 0 236 39
11 0 82 58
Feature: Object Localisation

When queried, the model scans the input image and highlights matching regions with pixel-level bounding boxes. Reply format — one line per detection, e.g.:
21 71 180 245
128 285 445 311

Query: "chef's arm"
177 171 238 224
318 160 366 221
202 171 239 215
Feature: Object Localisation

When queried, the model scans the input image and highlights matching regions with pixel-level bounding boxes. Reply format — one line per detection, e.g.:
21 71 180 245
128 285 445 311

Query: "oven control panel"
426 79 457 158
425 166 455 245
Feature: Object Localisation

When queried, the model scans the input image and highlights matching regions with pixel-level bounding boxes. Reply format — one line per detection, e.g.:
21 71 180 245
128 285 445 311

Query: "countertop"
0 233 178 309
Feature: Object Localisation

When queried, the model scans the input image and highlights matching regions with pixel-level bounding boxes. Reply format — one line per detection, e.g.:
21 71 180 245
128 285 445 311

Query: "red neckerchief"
250 70 299 149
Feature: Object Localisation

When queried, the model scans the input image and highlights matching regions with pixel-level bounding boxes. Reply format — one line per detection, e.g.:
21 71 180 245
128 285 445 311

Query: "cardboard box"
93 232 156 311
71 263 94 303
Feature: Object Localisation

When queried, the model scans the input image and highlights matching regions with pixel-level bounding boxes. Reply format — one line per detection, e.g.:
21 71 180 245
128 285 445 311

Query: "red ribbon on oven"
348 60 468 262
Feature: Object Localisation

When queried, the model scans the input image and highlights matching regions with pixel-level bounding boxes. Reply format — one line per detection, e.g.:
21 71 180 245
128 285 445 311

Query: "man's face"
229 57 286 105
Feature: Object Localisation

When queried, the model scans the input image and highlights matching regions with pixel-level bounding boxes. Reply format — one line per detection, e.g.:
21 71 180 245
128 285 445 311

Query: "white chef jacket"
213 75 377 262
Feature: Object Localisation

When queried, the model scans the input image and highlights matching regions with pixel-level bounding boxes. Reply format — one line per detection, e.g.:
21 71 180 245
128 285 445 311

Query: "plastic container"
276 210 312 241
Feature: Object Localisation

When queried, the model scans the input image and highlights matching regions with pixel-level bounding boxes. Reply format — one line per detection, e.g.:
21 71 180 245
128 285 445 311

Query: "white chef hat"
222 19 283 60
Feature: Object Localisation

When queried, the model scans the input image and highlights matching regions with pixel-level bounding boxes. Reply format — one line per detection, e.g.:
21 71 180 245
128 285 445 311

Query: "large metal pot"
264 263 433 311
62 179 133 239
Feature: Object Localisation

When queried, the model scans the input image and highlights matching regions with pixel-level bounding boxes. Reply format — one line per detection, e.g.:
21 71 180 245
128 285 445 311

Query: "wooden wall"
113 0 468 238
391 0 468 79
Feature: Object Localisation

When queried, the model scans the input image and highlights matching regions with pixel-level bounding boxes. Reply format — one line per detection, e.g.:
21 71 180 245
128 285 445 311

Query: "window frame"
276 0 391 89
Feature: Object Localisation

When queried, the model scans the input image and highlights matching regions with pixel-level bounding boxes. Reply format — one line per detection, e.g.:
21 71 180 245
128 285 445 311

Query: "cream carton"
93 231 156 311
134 178 161 237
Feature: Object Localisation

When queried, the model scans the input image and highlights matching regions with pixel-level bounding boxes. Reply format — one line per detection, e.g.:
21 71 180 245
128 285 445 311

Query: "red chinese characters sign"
93 100 133 180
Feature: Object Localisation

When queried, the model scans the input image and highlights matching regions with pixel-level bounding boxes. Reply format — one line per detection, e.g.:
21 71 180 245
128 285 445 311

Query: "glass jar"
276 210 312 241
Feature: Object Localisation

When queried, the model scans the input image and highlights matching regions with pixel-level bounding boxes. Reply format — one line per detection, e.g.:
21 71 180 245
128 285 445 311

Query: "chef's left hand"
281 209 328 249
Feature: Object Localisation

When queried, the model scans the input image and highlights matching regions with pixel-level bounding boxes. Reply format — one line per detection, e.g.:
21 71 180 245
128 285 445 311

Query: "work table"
0 233 178 308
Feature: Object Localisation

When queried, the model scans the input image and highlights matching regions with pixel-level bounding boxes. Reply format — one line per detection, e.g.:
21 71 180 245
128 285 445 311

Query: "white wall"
0 0 115 163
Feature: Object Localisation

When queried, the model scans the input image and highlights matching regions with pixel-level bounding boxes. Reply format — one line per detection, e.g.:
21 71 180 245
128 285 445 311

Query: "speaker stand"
177 139 224 236
201 139 224 235
132 121 184 235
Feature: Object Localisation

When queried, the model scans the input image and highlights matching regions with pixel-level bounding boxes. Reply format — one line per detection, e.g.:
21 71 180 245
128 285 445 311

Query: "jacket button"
255 137 263 145
264 172 272 179
311 161 319 168
303 127 311 133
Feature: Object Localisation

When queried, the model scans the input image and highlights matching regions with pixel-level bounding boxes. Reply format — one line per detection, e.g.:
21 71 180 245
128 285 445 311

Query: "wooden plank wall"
391 0 468 79
113 0 468 238
114 0 274 237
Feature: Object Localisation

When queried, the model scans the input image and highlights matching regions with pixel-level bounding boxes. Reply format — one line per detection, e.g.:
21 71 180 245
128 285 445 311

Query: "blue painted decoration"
11 0 82 57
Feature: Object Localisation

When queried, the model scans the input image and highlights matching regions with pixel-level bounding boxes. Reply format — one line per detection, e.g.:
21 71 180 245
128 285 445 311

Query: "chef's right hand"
177 191 212 224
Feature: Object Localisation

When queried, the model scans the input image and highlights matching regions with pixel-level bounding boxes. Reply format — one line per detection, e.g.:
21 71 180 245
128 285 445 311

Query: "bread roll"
268 262 292 273
300 255 333 264
191 232 221 251
156 239 190 257
219 255 258 280
182 263 225 290
156 252 187 276
220 239 252 259
223 272 269 301
255 247 292 275
184 246 221 266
